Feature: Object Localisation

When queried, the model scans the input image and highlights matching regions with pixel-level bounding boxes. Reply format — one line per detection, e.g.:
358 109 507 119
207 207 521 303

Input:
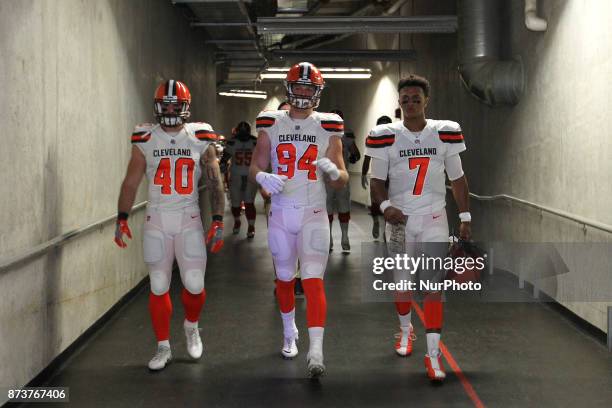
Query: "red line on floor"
412 303 486 408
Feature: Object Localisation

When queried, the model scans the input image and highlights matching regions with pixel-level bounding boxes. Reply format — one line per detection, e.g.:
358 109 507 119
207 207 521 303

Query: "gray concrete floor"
18 203 612 407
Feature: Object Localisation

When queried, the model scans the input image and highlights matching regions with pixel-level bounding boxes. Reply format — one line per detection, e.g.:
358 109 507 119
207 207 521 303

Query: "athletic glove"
114 218 132 248
206 220 224 253
314 158 340 181
256 171 288 195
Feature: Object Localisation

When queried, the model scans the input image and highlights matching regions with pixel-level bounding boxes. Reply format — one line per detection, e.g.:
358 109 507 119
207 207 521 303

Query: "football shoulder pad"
366 124 396 149
256 110 283 129
131 123 155 144
436 120 464 144
319 112 344 133
188 122 217 142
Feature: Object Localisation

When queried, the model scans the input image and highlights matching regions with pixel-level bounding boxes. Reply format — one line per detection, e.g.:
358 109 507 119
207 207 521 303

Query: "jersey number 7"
154 157 195 195
276 143 318 180
408 157 430 195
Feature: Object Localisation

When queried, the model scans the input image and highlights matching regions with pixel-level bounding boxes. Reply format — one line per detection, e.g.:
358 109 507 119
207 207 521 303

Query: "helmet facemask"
154 96 190 127
285 82 324 110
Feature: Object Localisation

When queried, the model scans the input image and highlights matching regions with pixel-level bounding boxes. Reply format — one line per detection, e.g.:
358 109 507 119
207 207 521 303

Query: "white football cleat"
394 324 416 356
307 351 326 378
281 332 299 359
424 350 446 381
148 345 172 371
185 326 203 359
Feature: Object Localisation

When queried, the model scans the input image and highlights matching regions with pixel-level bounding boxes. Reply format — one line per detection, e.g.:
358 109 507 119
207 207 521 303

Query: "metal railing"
0 185 210 273
352 171 612 235
3 176 612 273
464 191 612 234
0 202 148 273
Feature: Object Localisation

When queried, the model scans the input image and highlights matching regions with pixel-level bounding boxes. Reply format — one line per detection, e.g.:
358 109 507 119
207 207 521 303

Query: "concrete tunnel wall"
1 0 611 397
217 0 612 333
0 0 217 394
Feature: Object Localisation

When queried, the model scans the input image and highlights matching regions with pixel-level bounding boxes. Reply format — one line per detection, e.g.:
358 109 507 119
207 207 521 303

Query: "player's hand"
383 206 407 225
114 219 132 248
256 172 288 195
259 187 272 200
206 220 224 253
313 158 340 181
361 174 369 189
459 222 471 241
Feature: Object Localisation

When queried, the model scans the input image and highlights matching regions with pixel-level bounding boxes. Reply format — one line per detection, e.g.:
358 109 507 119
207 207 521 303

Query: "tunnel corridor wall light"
261 67 372 80
218 90 267 99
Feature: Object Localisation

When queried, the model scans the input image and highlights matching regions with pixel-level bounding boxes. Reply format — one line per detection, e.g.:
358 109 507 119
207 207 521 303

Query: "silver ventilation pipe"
458 0 524 106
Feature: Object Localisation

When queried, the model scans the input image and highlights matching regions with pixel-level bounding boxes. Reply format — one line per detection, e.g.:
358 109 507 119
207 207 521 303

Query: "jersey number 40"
154 158 195 195
276 143 318 180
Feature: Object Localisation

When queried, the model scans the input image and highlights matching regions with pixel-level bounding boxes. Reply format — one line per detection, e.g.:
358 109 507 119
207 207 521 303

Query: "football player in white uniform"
326 109 360 252
114 80 225 371
250 62 348 378
367 75 471 382
221 121 259 238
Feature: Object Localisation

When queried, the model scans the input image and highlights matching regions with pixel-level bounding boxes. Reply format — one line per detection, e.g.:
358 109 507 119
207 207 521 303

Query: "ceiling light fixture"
261 67 372 80
218 89 267 99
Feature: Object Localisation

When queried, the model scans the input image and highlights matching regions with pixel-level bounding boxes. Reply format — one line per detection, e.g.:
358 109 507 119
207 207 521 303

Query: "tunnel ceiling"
170 1 457 91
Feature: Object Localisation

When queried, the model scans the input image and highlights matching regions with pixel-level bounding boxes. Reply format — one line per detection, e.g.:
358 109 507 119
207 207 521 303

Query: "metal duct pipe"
525 0 548 31
458 0 524 106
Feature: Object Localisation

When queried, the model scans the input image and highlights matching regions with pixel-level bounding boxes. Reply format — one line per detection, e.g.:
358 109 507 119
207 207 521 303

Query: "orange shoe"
394 324 415 356
424 351 446 381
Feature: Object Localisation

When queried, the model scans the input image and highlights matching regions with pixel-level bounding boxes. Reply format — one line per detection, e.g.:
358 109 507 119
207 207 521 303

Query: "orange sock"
149 292 172 341
302 278 327 327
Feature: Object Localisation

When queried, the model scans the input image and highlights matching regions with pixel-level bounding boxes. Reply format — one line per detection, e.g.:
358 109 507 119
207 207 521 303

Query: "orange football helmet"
285 62 325 109
154 79 191 127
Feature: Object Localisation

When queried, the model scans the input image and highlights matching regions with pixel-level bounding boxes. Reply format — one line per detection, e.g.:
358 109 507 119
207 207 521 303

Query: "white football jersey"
365 119 466 215
256 110 344 208
225 136 257 177
131 122 216 211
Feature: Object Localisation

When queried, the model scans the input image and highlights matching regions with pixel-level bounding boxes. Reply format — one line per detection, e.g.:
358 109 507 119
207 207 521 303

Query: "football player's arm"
219 150 231 174
250 130 288 194
446 153 471 240
348 142 361 163
370 157 406 225
361 155 371 189
324 135 349 189
117 146 146 214
114 146 146 248
249 130 271 182
249 130 270 183
202 144 225 217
